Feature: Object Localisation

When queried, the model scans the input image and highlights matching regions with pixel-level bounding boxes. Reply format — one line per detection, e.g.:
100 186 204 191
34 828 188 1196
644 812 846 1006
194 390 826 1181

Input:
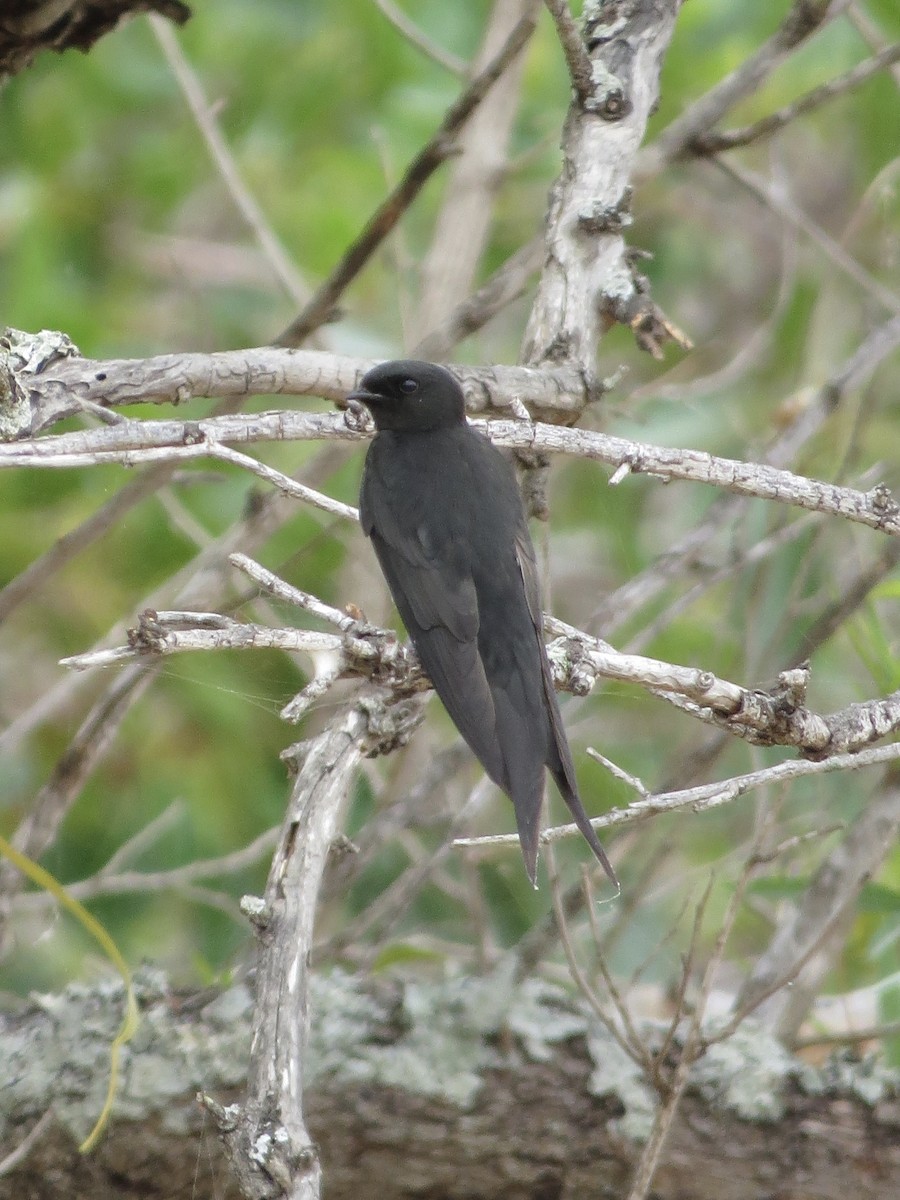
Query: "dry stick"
0 462 175 623
732 782 900 1043
411 0 539 345
637 0 855 176
149 14 311 308
693 41 900 154
323 776 493 963
793 1018 900 1049
274 11 538 347
0 664 158 921
788 538 900 667
371 0 467 75
718 157 900 318
647 875 716 1089
624 862 751 1200
0 440 352 757
624 886 692 995
320 741 473 902
546 843 645 1066
522 0 683 369
57 599 900 758
848 4 900 87
543 0 593 102
412 237 544 359
590 312 900 634
454 739 900 857
208 700 371 1199
2 340 593 439
5 409 899 538
0 1109 54 1180
625 511 820 655
16 823 280 912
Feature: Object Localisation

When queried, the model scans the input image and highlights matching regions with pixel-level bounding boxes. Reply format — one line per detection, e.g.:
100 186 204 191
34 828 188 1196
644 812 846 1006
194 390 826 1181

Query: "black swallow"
350 360 615 887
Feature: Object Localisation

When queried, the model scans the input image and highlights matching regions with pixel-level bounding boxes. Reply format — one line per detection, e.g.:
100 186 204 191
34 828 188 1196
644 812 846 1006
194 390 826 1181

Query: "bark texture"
1 971 898 1200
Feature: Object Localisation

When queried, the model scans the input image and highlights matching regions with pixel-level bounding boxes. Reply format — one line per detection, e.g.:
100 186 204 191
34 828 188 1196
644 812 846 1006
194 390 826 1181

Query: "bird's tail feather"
551 766 618 889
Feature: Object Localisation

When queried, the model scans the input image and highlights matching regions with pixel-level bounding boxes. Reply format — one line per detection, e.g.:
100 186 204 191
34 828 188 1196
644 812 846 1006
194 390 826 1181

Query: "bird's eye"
400 378 419 394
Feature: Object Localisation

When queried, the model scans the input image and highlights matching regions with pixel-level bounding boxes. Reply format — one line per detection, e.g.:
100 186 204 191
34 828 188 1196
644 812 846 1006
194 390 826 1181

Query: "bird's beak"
346 388 382 406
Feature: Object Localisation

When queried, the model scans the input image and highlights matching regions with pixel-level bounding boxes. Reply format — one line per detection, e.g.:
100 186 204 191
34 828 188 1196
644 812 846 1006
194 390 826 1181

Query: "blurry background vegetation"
1 0 898 1047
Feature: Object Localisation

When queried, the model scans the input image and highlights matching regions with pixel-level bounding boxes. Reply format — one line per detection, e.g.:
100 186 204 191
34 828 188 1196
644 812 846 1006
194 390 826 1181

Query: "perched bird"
350 360 616 887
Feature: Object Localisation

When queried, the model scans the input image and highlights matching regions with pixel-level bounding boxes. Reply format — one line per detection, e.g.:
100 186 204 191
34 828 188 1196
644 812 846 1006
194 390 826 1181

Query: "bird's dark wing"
514 528 618 887
361 460 507 790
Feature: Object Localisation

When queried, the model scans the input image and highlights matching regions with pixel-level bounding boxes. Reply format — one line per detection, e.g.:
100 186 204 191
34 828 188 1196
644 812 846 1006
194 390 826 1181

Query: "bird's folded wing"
367 527 506 790
513 530 577 790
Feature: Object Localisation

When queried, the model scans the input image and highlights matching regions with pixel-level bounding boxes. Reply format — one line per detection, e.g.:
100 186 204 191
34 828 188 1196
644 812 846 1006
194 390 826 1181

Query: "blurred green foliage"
0 1 898 1047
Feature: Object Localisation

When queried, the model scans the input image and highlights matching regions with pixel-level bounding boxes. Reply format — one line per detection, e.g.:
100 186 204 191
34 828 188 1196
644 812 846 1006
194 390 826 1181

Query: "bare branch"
210 704 361 1197
543 0 593 104
370 0 467 75
17 824 280 913
148 14 312 309
734 781 900 1042
273 11 539 346
0 461 175 623
637 0 855 175
692 42 900 154
412 237 544 360
0 1109 54 1179
455 740 900 858
1 338 591 437
591 313 900 634
849 4 900 87
717 158 900 318
522 1 682 368
411 0 540 343
5 399 898 537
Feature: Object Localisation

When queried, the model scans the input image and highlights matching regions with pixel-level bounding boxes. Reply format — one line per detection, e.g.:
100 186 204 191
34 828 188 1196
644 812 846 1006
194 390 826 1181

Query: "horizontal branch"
455 740 900 858
0 336 591 437
4 403 897 536
545 617 900 755
60 598 900 759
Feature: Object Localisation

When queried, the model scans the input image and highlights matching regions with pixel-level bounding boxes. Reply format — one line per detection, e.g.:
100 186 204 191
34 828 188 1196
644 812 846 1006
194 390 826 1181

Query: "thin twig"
546 843 640 1064
17 824 280 910
847 5 900 88
273 11 538 345
792 1018 900 1049
591 312 900 634
371 0 467 75
230 553 358 630
717 157 900 318
455 739 900 856
0 1109 54 1178
543 0 593 102
149 14 311 307
100 798 187 874
693 42 900 154
412 237 544 359
0 463 175 623
637 0 855 175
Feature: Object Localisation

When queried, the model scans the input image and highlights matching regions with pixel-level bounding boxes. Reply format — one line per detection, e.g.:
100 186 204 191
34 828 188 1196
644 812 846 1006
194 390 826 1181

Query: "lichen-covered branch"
1 970 898 1200
522 0 685 369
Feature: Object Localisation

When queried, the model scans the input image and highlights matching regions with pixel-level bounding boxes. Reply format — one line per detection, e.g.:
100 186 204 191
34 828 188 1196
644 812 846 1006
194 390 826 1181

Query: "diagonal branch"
273 11 538 347
691 42 900 155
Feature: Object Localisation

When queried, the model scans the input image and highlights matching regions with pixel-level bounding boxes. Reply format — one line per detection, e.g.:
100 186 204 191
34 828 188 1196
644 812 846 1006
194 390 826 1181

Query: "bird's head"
347 360 466 433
